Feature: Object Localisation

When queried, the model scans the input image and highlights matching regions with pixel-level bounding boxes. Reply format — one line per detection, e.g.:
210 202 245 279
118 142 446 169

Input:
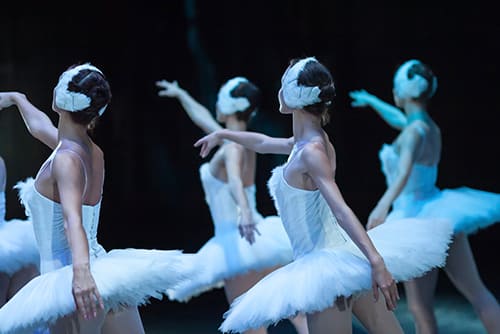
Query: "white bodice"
199 163 263 235
0 191 5 224
17 178 105 274
379 144 440 214
267 147 350 259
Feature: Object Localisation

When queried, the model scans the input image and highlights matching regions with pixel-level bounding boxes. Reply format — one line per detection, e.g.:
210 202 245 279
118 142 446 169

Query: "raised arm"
225 143 260 245
366 123 425 229
52 151 104 319
156 80 222 134
349 89 407 130
0 92 58 149
194 129 294 158
302 142 398 310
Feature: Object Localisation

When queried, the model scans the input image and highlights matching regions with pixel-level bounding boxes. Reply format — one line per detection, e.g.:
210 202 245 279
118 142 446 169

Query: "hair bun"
319 83 336 103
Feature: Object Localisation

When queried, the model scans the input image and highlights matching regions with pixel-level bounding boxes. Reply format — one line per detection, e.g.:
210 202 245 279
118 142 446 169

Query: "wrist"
10 92 26 105
369 254 385 269
73 262 90 272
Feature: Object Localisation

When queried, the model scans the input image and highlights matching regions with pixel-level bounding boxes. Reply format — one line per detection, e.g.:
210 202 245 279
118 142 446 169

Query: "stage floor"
140 292 486 333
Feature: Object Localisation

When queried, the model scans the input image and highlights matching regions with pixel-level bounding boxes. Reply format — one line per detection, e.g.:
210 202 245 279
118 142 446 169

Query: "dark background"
0 0 499 325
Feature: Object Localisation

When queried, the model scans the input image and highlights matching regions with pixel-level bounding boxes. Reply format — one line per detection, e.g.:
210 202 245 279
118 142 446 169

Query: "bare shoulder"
407 120 430 136
301 139 334 170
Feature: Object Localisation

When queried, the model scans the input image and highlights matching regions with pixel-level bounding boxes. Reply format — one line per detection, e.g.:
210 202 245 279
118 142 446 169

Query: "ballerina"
350 58 500 334
195 57 453 334
0 63 198 333
156 76 308 334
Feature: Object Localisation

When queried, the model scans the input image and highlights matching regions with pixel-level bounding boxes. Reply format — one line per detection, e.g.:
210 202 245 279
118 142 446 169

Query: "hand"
238 218 261 245
371 259 399 311
0 92 19 110
194 131 224 158
155 79 183 98
366 204 389 230
72 264 104 320
349 89 374 108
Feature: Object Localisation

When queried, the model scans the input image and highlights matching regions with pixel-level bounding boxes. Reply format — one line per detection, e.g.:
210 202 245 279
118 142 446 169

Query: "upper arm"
224 144 244 186
302 143 350 216
397 122 426 175
51 151 85 224
263 136 294 155
35 120 59 149
199 113 223 134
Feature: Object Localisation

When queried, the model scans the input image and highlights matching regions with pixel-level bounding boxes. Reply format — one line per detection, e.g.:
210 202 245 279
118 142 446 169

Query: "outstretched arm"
225 143 260 245
302 142 399 311
194 129 294 158
349 89 407 130
0 92 58 149
156 80 222 134
367 124 425 229
52 151 104 319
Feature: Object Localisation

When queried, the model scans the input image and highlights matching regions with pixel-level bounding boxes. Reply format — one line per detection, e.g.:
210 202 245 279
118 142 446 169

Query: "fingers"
155 80 167 88
381 281 398 311
74 290 104 320
95 289 105 311
75 292 87 319
372 281 379 302
254 226 261 236
88 292 98 318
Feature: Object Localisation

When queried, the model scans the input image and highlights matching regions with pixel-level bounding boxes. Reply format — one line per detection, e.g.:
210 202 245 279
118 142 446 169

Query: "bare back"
394 117 441 166
208 143 256 187
34 139 105 206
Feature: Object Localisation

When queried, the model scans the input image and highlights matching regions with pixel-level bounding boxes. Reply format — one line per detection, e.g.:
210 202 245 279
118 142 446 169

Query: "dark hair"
230 80 261 122
65 65 112 128
398 61 437 101
291 58 336 125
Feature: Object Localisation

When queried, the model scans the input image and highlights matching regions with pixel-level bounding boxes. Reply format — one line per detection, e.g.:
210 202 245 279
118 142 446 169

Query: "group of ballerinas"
0 57 498 334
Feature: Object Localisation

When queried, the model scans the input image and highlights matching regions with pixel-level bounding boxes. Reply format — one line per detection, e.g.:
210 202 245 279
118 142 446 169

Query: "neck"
225 116 247 131
292 108 323 143
57 112 92 147
404 102 428 123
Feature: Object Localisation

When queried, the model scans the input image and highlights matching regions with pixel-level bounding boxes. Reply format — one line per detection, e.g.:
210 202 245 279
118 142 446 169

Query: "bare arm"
302 142 398 310
156 80 222 134
0 92 58 149
194 129 294 157
367 125 424 229
52 151 104 319
349 90 407 130
225 144 260 244
0 156 6 191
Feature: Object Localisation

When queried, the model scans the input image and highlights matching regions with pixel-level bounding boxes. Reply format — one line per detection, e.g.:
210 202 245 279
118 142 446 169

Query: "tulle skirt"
388 187 500 235
0 248 198 334
219 217 453 333
167 216 293 302
0 219 39 275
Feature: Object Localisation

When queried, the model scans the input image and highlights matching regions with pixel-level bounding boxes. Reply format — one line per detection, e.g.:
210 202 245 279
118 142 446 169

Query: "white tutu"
167 216 293 302
0 219 39 275
0 248 197 333
380 144 500 235
417 187 500 235
219 217 452 333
